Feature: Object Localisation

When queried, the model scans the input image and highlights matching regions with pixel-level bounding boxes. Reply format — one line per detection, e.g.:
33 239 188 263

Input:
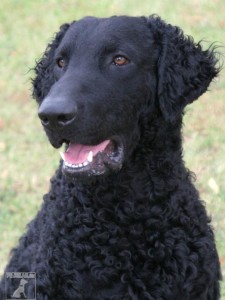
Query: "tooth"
79 164 82 168
83 162 88 166
87 151 93 162
60 152 65 161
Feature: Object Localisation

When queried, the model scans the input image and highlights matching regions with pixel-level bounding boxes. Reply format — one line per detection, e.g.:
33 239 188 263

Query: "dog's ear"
148 16 219 122
32 23 71 103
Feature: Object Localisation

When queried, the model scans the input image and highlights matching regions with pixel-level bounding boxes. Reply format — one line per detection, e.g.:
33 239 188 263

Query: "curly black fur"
0 15 221 299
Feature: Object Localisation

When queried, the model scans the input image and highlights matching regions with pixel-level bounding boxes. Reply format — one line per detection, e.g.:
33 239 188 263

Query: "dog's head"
33 16 219 178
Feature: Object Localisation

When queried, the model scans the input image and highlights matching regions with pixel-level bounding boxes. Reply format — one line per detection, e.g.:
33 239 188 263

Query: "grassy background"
0 0 224 297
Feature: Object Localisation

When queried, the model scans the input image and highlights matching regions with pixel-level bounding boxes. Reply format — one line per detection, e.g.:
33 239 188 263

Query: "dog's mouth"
60 138 124 177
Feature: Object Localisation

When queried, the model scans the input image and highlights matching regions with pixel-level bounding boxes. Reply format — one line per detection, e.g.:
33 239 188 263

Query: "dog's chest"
51 197 168 293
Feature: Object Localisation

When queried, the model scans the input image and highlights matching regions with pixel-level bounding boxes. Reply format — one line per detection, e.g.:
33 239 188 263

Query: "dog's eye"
113 55 129 66
56 58 65 68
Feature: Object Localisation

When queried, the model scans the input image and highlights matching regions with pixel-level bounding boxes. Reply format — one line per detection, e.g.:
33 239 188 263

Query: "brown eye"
113 55 129 66
56 58 65 68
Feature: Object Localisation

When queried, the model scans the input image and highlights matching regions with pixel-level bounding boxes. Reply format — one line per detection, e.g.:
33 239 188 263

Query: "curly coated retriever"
0 15 221 299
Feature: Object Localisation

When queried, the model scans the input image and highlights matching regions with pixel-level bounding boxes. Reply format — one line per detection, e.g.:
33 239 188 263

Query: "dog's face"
36 17 158 178
33 16 218 178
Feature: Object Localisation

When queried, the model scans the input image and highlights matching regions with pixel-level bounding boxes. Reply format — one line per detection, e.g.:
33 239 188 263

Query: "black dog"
0 15 221 299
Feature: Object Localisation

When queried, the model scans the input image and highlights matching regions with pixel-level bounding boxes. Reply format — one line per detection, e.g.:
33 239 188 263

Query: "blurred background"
0 0 224 297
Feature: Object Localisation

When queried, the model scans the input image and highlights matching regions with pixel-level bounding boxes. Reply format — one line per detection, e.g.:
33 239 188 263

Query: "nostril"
57 114 68 125
39 113 49 126
57 113 75 125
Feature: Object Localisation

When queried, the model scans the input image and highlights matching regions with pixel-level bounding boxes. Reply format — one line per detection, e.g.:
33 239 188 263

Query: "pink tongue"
64 140 110 164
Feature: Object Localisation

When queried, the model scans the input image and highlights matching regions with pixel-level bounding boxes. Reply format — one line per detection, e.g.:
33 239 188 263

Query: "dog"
0 15 221 299
11 278 28 299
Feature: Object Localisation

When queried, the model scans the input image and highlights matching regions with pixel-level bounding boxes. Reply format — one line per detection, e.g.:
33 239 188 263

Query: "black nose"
38 97 77 129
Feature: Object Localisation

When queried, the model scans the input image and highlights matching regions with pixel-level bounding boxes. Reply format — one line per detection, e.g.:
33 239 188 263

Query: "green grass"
0 0 224 297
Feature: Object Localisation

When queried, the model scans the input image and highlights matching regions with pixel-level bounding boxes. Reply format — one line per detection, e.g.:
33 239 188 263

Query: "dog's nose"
38 97 77 129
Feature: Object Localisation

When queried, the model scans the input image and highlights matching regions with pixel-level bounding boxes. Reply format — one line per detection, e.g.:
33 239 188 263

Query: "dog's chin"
59 138 124 180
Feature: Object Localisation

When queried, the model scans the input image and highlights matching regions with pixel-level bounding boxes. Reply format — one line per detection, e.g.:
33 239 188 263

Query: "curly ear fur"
32 23 71 103
148 16 219 122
